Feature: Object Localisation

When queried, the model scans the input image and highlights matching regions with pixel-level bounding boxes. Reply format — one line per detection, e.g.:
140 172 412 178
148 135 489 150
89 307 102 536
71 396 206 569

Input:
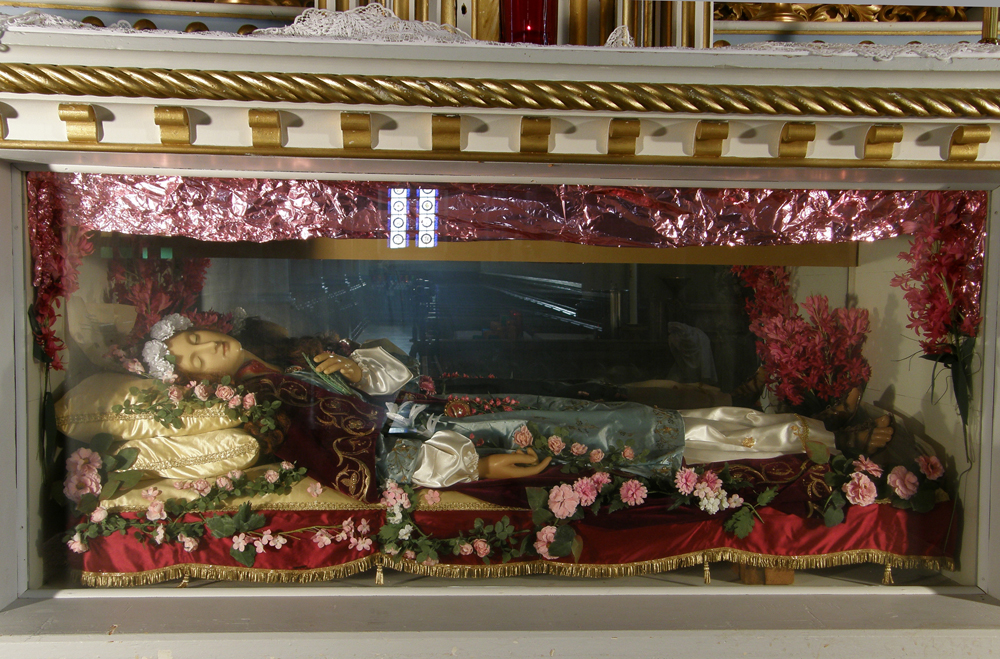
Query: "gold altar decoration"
714 4 968 23
3 63 1000 120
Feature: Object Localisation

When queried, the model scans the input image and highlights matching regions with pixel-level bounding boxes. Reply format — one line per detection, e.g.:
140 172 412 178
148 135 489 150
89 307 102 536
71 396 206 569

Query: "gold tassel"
882 563 894 586
703 559 711 585
375 564 384 586
177 574 190 588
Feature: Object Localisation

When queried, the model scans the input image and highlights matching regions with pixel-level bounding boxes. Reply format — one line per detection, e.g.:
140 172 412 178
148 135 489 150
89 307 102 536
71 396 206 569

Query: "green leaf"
108 470 143 492
77 493 99 515
90 433 113 455
113 447 140 471
823 505 845 527
99 480 121 501
891 498 913 510
830 455 849 473
804 439 830 465
723 507 755 539
206 514 238 538
910 488 937 514
547 525 576 558
755 487 778 507
827 490 846 509
824 470 841 488
570 534 584 563
230 544 256 568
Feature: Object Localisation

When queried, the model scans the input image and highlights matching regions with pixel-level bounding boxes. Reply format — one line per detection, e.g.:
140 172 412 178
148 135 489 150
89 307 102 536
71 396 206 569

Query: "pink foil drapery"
26 173 987 368
28 172 986 249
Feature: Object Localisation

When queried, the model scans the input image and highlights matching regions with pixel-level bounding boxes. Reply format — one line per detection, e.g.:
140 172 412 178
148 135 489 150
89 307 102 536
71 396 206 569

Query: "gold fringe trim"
415 503 528 512
107 501 384 514
78 556 377 587
76 548 954 587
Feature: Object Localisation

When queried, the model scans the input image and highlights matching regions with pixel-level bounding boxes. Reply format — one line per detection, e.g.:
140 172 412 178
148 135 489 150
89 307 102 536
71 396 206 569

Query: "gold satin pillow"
120 428 260 480
56 373 241 443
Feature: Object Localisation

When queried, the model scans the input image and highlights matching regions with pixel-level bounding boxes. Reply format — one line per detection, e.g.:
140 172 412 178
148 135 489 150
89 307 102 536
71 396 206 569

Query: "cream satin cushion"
120 428 260 480
56 373 242 443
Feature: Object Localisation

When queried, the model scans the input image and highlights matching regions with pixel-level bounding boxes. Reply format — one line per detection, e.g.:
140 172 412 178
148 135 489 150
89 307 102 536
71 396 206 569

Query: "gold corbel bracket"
342 112 373 149
520 117 552 154
153 106 191 145
863 124 904 160
431 114 462 151
608 118 641 156
693 120 729 157
58 103 100 143
948 125 991 161
778 122 816 158
249 109 282 148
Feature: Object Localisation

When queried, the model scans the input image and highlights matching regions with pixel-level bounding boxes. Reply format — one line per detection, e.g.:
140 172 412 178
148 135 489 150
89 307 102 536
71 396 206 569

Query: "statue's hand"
478 448 552 480
313 353 363 383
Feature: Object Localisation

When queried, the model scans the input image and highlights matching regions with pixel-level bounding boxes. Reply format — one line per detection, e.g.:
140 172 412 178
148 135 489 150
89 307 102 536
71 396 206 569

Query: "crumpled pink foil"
29 173 985 251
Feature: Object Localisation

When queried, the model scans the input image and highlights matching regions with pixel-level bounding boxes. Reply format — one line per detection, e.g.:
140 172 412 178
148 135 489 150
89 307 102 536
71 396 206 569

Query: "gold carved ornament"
0 63 999 119
714 4 967 23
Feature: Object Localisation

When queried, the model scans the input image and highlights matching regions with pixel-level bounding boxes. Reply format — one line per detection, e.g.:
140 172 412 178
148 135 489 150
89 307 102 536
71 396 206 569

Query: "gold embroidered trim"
741 436 756 448
792 414 810 451
77 556 377 587
106 501 384 514
415 503 528 512
1 63 999 120
133 443 259 471
57 408 231 424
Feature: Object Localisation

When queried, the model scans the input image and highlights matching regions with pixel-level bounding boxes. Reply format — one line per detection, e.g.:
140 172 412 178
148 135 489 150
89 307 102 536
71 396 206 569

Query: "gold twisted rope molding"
1 63 999 119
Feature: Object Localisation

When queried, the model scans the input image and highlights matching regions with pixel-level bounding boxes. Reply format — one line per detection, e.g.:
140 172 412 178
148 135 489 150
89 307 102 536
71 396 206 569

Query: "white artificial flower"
142 339 175 381
150 313 193 341
387 507 403 524
397 524 413 540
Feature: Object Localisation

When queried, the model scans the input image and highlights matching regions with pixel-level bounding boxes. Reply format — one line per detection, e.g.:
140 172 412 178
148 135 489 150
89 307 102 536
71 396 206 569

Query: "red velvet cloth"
75 509 383 576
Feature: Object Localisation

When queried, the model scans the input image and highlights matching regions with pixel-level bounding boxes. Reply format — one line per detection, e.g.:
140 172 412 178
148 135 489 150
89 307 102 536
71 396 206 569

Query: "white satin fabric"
351 347 413 397
410 430 480 488
680 407 835 465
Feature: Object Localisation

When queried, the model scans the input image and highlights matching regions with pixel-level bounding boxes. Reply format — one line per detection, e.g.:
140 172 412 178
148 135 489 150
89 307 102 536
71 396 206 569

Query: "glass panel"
33 176 978 589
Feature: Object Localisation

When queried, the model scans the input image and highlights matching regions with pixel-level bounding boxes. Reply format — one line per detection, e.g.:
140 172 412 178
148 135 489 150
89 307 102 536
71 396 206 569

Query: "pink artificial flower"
179 534 199 553
473 538 490 558
280 461 295 471
700 470 723 494
124 359 145 375
403 550 417 561
312 530 333 548
423 490 441 505
917 455 945 481
90 507 108 523
674 467 698 496
418 375 436 394
146 500 167 521
334 530 348 543
227 395 243 409
174 480 192 490
193 384 211 401
534 525 557 560
421 558 439 567
307 482 324 498
227 469 245 481
214 385 236 401
187 381 197 390
271 535 288 550
384 545 400 556
459 543 474 556
253 539 267 554
354 537 373 552
589 449 604 464
242 393 257 409
727 494 744 508
264 469 280 484
358 519 371 535
215 476 234 492
67 447 101 474
152 526 166 545
232 533 249 552
141 486 161 501
63 470 102 503
167 386 184 403
342 517 355 534
852 456 884 479
547 483 581 519
622 446 635 460
67 533 87 554
842 472 878 507
573 477 599 507
548 436 566 455
620 480 648 507
513 425 533 448
590 471 612 489
887 466 920 500
192 479 212 497
570 443 587 456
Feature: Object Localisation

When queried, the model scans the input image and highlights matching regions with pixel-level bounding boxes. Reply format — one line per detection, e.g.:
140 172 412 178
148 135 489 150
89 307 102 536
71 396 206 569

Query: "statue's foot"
813 387 862 430
835 412 894 457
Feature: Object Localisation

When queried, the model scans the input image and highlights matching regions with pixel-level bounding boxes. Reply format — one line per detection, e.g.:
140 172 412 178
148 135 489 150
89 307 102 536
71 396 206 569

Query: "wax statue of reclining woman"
142 314 893 493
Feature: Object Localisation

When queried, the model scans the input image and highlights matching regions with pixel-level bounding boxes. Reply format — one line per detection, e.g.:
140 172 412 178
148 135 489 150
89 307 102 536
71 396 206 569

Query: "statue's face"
165 329 244 378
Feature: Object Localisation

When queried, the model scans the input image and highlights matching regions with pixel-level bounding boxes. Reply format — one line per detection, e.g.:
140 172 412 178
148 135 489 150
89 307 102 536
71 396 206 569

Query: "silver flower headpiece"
142 313 193 382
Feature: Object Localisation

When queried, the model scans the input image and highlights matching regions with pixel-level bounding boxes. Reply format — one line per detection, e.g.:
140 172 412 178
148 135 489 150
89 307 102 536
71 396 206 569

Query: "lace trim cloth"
1 7 997 58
